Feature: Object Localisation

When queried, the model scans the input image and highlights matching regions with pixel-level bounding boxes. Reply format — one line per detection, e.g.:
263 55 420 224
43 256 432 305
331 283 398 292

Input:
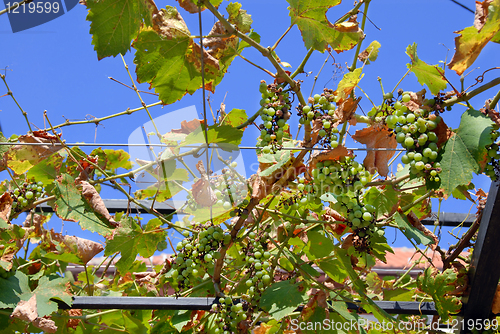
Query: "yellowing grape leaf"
358 40 381 64
133 6 220 105
406 43 447 95
226 2 252 33
352 125 397 177
334 68 363 103
85 0 154 59
287 0 363 52
448 0 500 75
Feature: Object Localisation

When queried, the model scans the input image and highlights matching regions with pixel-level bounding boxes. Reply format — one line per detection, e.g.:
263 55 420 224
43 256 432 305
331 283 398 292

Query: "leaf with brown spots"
79 181 118 227
435 117 453 149
335 96 361 123
352 125 397 177
0 192 13 223
50 231 104 265
6 133 62 174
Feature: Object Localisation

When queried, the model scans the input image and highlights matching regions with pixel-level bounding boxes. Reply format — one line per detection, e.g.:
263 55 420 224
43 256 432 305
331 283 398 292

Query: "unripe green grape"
331 140 339 148
25 191 33 199
302 105 311 113
428 132 437 142
401 154 410 164
323 121 331 129
415 161 425 170
396 132 406 143
319 129 326 137
314 94 321 103
413 153 423 161
404 137 414 148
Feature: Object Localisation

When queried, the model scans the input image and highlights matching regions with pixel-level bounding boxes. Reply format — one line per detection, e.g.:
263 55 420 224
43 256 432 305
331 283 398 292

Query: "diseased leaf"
48 231 104 265
287 0 363 52
104 149 133 171
32 274 72 317
226 2 252 33
406 43 447 95
85 0 154 59
334 68 363 104
259 280 307 320
220 108 247 127
417 267 462 321
352 125 397 177
6 132 62 174
358 40 381 64
306 229 333 259
133 6 220 105
26 153 63 186
448 0 500 75
0 271 31 308
53 174 115 236
79 181 118 226
440 109 495 195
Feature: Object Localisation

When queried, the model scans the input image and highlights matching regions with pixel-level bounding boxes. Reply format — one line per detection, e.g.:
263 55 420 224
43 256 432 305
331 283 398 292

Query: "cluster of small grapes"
385 93 443 182
484 130 500 181
210 297 247 334
171 224 230 292
331 194 381 252
185 162 248 212
258 81 292 153
297 89 339 148
303 156 371 198
243 232 273 306
10 181 45 217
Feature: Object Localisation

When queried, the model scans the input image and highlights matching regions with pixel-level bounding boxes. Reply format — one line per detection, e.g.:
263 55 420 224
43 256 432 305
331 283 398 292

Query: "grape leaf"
394 212 434 246
220 108 247 127
53 174 115 236
26 153 62 186
317 258 347 283
85 0 154 59
287 0 363 52
335 68 363 103
440 109 494 195
133 6 220 105
259 280 307 320
364 185 398 219
448 0 500 75
0 271 31 309
32 274 72 317
104 217 166 273
306 229 333 259
104 149 133 171
357 40 381 64
181 124 244 147
417 267 462 321
406 43 447 95
226 2 252 33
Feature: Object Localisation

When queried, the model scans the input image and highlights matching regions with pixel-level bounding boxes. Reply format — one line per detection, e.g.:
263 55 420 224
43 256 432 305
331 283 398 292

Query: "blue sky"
0 0 498 250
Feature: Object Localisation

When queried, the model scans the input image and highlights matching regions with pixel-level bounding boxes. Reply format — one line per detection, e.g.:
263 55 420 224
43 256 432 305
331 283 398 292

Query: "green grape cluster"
210 297 247 333
242 232 273 306
302 156 371 199
332 193 380 252
297 89 340 148
258 81 292 153
170 224 230 292
185 162 248 212
10 181 45 217
385 93 443 182
484 130 500 180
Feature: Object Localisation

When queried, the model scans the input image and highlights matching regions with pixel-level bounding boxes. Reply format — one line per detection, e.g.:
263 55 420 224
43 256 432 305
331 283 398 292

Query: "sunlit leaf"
406 43 447 95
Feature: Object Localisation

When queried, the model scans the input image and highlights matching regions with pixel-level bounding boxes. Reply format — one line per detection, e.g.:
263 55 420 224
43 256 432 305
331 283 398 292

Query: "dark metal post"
459 180 500 333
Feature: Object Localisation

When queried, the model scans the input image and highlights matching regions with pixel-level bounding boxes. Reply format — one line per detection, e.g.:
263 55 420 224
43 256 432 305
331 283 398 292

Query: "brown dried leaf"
67 309 82 329
79 181 118 227
480 104 500 127
352 125 397 177
474 0 492 31
152 7 190 39
12 294 38 322
403 89 426 112
51 231 104 265
335 97 361 123
492 284 500 314
192 161 217 207
476 188 487 198
0 191 13 222
323 206 346 222
171 119 204 134
407 211 439 249
435 117 453 149
310 146 351 171
33 317 57 333
205 21 239 60
175 0 201 13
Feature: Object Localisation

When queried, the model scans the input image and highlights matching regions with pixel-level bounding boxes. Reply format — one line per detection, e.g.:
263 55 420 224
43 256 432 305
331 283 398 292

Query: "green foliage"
417 267 462 321
2 0 500 332
440 109 495 195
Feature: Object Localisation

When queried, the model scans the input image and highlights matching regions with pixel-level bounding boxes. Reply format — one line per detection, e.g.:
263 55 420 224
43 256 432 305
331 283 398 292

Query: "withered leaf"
12 294 38 322
309 146 352 172
191 161 217 207
171 119 204 134
175 0 201 14
435 117 453 149
352 125 397 177
407 211 439 249
335 96 361 123
33 317 57 333
51 231 104 265
79 181 118 227
0 191 13 222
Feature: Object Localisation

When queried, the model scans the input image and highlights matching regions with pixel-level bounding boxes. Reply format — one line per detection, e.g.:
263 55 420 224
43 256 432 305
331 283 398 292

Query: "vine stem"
348 0 370 72
270 24 294 51
291 48 314 80
442 77 500 107
236 107 263 129
0 0 31 16
50 101 162 130
400 190 434 213
120 55 162 140
490 87 500 110
1 74 32 132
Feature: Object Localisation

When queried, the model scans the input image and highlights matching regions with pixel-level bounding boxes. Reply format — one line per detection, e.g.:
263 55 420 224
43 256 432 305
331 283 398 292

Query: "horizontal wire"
0 142 406 151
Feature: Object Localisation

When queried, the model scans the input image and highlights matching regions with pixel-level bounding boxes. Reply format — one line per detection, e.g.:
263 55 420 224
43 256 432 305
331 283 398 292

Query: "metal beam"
57 296 437 315
36 199 475 226
459 181 500 333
